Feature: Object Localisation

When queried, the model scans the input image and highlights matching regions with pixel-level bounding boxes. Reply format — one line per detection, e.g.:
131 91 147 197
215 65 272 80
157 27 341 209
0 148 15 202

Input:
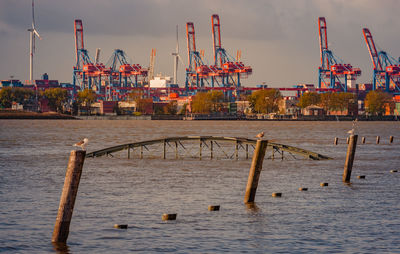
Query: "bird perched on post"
256 132 264 140
73 138 89 150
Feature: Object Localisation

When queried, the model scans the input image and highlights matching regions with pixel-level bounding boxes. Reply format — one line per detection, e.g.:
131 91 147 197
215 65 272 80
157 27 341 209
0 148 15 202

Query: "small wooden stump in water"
376 136 380 144
298 187 308 191
162 213 177 221
208 205 220 211
362 137 366 144
390 170 398 173
114 224 128 229
357 175 366 179
390 136 394 144
272 192 282 197
320 182 329 187
334 137 338 145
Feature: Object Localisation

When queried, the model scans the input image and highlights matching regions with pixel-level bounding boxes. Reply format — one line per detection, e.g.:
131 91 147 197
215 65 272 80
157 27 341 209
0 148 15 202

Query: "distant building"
0 80 24 88
302 105 325 116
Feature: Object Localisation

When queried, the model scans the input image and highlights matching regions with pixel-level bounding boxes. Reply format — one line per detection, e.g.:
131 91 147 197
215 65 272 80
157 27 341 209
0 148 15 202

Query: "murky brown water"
0 120 399 253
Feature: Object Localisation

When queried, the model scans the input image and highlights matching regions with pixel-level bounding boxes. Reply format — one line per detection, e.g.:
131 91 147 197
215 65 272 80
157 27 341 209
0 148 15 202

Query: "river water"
0 120 399 253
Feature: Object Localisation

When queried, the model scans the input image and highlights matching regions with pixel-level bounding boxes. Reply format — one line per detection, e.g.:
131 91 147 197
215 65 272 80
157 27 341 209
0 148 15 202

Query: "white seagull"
73 138 89 150
256 132 265 139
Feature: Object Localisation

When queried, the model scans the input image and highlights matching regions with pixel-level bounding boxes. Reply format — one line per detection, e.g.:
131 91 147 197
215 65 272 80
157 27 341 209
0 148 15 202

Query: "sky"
1 0 400 88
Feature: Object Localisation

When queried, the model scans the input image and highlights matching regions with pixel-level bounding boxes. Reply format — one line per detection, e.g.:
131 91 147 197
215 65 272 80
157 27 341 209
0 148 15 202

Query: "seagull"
73 138 89 150
256 132 264 139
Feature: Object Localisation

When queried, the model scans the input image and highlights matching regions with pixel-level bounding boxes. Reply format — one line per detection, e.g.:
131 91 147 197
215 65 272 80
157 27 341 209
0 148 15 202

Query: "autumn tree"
248 89 282 113
0 87 34 108
365 90 393 115
77 89 97 114
0 87 13 108
191 92 214 113
43 88 69 112
297 92 321 109
164 100 178 115
208 90 224 112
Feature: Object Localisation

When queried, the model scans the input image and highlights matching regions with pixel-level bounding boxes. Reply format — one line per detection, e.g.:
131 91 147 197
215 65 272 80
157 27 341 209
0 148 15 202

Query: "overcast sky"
1 0 400 88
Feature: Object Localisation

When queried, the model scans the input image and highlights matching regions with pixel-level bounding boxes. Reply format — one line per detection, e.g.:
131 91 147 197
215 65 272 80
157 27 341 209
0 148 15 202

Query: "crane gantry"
318 17 361 92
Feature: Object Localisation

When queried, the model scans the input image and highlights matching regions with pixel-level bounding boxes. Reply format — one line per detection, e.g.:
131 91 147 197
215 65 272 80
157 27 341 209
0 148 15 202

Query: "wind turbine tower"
172 25 183 85
27 0 41 82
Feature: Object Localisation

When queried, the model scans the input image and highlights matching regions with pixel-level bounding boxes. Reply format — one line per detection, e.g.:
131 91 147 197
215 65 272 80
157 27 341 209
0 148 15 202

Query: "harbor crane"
185 22 219 90
73 19 104 96
211 14 252 88
362 28 400 92
318 17 361 92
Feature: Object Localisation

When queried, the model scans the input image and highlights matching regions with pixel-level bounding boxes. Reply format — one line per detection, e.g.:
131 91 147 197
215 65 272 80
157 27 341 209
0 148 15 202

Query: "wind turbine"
172 25 184 85
27 0 41 82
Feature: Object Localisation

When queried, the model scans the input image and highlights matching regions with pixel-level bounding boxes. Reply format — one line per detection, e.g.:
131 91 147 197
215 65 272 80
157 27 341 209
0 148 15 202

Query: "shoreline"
1 111 399 121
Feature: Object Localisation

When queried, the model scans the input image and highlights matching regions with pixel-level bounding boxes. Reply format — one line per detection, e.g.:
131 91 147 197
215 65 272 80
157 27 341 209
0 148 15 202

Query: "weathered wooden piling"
114 224 128 229
244 140 268 203
272 192 282 197
362 137 365 144
162 213 177 221
298 187 308 191
334 137 338 145
343 135 358 183
346 137 350 144
376 136 380 144
390 136 394 144
52 150 86 243
208 205 220 211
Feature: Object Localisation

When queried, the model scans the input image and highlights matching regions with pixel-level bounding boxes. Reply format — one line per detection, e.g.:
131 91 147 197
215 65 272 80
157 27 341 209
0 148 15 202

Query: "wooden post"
346 137 349 144
244 140 268 203
140 145 143 159
163 139 166 159
199 139 202 160
271 146 275 160
175 141 178 159
362 137 365 144
390 136 394 144
52 150 86 243
235 141 239 160
334 137 338 145
343 135 358 183
245 144 249 159
210 141 213 159
376 136 380 144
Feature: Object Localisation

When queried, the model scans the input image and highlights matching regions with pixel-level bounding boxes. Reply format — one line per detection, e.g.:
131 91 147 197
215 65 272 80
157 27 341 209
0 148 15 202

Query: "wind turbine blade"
33 29 41 40
177 54 185 67
176 25 179 53
32 0 35 28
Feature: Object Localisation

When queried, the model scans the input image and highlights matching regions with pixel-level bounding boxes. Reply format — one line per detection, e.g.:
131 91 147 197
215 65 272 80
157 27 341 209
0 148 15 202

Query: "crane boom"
186 22 196 69
211 14 223 66
362 28 383 71
74 20 84 69
318 17 329 69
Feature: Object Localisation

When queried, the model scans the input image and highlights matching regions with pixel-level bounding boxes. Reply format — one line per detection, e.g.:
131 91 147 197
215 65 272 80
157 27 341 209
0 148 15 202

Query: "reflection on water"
0 120 399 253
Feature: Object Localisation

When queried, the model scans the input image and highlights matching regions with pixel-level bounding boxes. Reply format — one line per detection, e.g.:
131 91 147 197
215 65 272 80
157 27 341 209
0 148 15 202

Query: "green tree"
365 90 393 115
77 89 97 114
248 89 282 113
43 88 69 112
0 87 13 108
